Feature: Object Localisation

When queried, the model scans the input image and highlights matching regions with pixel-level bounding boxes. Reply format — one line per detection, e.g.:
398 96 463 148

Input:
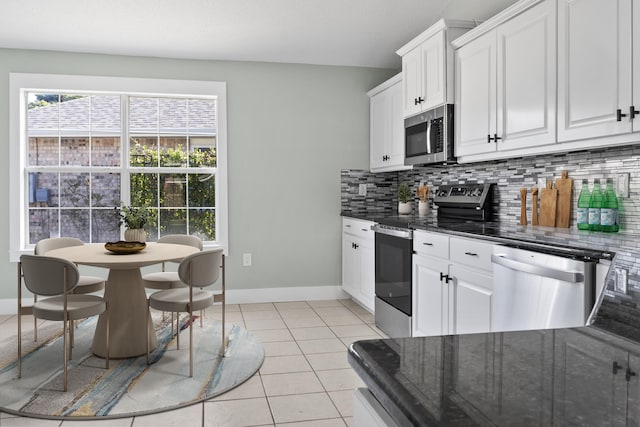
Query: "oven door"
374 229 412 316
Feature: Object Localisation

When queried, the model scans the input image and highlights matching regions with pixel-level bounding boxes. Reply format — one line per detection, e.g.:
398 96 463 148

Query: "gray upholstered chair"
146 248 225 377
18 254 110 391
141 234 203 290
142 234 203 330
32 237 106 338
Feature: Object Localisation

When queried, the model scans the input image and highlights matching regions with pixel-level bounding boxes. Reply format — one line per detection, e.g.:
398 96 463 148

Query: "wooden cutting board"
555 170 573 228
539 181 558 227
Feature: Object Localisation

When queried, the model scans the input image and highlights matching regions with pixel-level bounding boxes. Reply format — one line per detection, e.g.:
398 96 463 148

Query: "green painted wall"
0 48 396 299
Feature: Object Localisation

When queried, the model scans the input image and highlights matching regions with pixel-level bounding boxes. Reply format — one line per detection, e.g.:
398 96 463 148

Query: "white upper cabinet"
397 19 475 118
455 0 556 158
496 0 557 150
557 0 632 141
455 31 497 156
368 74 411 173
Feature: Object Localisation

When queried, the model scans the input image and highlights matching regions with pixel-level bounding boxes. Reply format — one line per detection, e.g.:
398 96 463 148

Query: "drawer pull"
423 242 433 246
345 225 351 228
464 252 478 257
361 229 368 232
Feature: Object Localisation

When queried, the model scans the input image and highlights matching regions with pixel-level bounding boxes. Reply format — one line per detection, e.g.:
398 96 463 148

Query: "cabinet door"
553 329 628 426
342 235 360 298
385 81 409 169
369 89 389 171
421 31 446 110
496 0 556 151
358 236 375 311
412 254 450 337
450 265 492 335
402 47 423 117
634 0 640 132
455 30 497 156
557 0 632 142
494 330 554 426
626 353 640 426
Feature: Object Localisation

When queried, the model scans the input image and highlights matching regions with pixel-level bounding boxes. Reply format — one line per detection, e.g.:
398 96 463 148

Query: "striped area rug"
0 313 264 419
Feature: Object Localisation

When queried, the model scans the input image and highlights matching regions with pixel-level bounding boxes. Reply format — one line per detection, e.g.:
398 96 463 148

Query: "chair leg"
200 309 203 328
69 321 74 360
221 298 226 356
176 313 180 350
146 300 150 365
33 295 38 342
189 308 193 378
17 310 22 379
63 317 68 392
105 306 110 370
171 312 175 337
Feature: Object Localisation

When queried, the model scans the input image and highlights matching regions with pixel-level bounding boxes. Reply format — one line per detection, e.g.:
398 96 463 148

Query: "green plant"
398 182 412 203
114 204 151 229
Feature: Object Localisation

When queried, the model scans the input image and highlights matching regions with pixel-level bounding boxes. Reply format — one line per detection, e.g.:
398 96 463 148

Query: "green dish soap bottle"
576 179 591 230
601 178 619 232
589 179 603 231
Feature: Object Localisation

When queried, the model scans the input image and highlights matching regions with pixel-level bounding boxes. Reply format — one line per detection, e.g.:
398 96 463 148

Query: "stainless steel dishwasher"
491 245 597 332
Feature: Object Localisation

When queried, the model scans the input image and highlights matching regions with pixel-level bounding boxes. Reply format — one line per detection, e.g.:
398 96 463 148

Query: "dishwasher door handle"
491 254 584 283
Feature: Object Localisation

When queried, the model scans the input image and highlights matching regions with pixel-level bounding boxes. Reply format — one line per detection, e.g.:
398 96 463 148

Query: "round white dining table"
46 242 199 358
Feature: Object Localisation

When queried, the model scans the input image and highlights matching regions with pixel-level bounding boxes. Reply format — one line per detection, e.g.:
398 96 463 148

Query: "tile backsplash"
342 145 640 232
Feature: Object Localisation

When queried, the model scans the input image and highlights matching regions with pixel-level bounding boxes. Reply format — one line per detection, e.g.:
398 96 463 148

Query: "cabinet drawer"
413 230 449 258
450 236 493 271
343 217 375 241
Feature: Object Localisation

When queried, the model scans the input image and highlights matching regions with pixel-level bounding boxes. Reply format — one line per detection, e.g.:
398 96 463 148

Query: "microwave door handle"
426 119 432 154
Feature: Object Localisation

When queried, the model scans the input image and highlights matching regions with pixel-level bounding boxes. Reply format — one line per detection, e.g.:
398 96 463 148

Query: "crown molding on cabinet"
396 18 477 56
451 0 544 48
366 73 402 97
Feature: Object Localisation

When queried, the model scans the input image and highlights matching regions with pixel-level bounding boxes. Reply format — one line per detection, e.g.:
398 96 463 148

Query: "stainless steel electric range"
372 183 494 338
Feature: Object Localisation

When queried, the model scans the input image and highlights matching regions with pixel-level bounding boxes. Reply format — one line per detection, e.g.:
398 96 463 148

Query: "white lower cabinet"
342 217 375 311
412 230 494 337
413 254 450 336
450 264 492 334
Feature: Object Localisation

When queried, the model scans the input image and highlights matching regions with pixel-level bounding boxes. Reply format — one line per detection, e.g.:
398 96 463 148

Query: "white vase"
398 202 412 215
418 200 429 217
124 228 146 242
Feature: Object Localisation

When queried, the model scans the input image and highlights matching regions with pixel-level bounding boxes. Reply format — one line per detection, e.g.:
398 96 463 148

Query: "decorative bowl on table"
104 241 146 254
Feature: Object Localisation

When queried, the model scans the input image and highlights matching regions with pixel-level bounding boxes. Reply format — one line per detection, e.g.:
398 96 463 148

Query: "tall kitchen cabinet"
342 217 375 311
412 230 494 337
396 19 475 118
367 74 411 173
454 0 557 159
557 0 634 141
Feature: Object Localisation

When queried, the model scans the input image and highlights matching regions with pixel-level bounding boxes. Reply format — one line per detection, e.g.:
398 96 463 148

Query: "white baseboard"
0 286 351 315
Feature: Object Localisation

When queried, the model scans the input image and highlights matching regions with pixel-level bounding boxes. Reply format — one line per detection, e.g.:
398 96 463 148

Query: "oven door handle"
372 225 413 239
491 254 583 283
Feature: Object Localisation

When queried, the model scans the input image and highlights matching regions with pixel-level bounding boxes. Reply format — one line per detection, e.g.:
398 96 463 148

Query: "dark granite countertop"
349 326 640 426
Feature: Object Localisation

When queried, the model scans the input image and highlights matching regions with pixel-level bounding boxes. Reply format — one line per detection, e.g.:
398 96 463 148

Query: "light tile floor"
0 299 385 427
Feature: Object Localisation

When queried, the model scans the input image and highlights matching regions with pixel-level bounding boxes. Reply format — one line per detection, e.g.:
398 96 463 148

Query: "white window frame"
9 73 228 261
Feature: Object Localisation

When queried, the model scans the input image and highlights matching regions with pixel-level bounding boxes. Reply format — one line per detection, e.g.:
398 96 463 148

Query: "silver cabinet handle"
423 242 433 246
491 254 583 283
361 229 368 232
464 252 478 256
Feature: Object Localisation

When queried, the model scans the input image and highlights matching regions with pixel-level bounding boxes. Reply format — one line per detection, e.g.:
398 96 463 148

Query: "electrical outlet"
358 183 367 196
242 253 252 267
616 173 630 198
615 267 628 294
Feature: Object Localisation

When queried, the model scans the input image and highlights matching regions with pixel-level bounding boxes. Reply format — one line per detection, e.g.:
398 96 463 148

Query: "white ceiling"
0 0 518 69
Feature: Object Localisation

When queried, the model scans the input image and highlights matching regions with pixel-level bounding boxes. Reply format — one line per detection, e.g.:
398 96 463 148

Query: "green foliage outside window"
129 140 217 240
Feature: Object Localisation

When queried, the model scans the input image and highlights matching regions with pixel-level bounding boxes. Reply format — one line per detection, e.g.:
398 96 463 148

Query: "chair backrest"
34 237 84 255
158 234 203 250
178 248 223 288
20 254 80 296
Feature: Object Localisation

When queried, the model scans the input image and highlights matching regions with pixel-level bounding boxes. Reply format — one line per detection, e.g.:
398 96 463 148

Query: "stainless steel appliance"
373 183 494 338
372 222 412 338
404 104 454 166
491 245 597 332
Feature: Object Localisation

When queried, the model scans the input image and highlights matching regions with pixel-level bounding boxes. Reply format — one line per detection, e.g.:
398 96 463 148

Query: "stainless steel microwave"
404 104 454 165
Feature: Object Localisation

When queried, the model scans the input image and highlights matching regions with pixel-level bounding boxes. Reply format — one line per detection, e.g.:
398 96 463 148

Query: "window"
10 74 228 260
